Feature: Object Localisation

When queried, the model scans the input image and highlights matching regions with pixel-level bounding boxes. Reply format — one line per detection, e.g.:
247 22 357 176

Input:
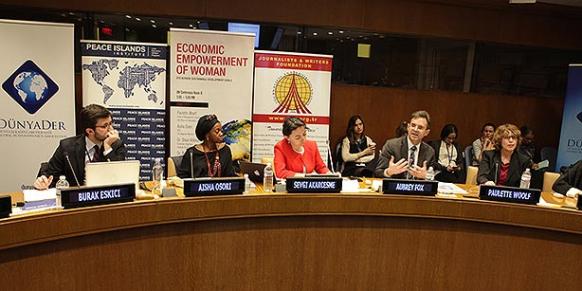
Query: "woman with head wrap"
177 114 236 178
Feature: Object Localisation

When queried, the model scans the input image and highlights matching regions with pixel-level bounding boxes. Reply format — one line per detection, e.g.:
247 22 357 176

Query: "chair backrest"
542 171 560 193
540 147 557 172
333 141 343 173
167 155 183 177
463 145 474 171
465 166 478 185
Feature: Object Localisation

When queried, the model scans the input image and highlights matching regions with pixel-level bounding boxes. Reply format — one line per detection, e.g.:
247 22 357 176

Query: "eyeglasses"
95 122 113 129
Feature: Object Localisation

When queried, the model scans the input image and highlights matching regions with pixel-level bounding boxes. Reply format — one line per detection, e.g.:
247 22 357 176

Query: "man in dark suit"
33 104 125 189
375 110 435 179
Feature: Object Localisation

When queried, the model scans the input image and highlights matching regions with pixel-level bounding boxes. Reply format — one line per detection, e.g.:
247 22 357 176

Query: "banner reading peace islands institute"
81 40 167 180
0 20 75 192
252 51 333 164
556 64 582 170
168 29 254 162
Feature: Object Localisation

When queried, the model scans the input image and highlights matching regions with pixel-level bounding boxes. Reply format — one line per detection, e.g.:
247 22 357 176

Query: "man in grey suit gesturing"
375 110 435 179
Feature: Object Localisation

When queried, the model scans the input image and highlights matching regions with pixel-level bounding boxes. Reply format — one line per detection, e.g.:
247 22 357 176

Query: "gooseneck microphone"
494 162 499 185
326 140 336 174
190 150 194 179
65 153 81 186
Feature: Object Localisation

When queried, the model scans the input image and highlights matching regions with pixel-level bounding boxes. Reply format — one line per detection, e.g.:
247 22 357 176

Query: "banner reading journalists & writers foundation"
252 51 333 164
0 20 75 192
556 64 582 170
168 29 254 163
81 40 167 180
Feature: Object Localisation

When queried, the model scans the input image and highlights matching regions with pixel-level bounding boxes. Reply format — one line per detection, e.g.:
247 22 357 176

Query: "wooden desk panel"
1 194 581 290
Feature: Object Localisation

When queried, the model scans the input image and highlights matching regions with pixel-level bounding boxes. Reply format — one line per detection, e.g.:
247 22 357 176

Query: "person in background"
33 104 126 189
552 160 582 197
519 125 537 161
477 124 533 187
274 117 330 179
375 110 435 179
472 123 495 166
178 114 235 178
429 124 464 183
340 115 376 177
395 121 408 138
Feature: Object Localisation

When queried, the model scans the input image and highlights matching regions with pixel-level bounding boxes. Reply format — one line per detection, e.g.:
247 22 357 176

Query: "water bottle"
263 163 274 193
243 174 252 194
520 168 531 189
55 175 69 207
152 158 163 195
426 166 435 181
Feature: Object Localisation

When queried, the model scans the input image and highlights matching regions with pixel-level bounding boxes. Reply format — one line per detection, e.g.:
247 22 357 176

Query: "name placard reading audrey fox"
382 179 438 196
61 183 135 209
479 185 541 205
183 177 244 197
286 177 342 193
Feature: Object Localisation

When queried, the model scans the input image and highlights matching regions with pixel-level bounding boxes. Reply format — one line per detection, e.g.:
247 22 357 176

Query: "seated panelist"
552 160 582 197
274 117 330 179
375 110 435 180
477 124 533 187
33 104 126 189
177 114 235 178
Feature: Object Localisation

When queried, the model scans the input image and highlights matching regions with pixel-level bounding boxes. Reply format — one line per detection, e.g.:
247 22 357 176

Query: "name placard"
0 195 11 219
286 177 343 193
479 185 541 205
382 179 438 196
61 183 135 209
183 177 244 197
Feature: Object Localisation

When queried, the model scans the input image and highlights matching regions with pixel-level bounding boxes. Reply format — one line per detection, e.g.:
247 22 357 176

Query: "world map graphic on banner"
82 59 165 105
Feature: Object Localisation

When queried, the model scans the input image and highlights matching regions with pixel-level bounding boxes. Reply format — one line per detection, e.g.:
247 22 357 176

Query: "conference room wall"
1 0 582 50
328 83 564 152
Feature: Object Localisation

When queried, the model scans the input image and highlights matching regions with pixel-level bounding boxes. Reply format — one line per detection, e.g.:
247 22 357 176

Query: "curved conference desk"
1 191 582 290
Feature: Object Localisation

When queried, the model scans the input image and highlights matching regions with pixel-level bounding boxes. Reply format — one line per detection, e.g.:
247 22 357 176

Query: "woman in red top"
274 117 330 179
477 124 533 187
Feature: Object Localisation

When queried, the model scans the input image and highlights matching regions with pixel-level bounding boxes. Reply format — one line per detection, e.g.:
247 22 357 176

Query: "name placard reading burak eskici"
183 177 245 197
479 185 541 205
61 183 136 209
382 179 438 196
286 176 343 193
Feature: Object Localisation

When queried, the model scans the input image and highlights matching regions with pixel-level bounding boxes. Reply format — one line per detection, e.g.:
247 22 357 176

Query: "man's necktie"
407 145 417 179
92 145 101 163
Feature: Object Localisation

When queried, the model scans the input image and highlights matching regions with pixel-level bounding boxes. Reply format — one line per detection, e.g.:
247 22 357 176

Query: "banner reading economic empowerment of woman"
252 51 333 164
0 20 75 192
81 40 167 181
168 29 254 164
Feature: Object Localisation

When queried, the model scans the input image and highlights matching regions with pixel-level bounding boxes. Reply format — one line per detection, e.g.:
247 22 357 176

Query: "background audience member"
472 123 495 166
340 115 376 177
430 124 464 183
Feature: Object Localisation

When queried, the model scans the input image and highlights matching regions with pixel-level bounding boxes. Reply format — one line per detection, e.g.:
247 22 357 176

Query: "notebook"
85 160 141 188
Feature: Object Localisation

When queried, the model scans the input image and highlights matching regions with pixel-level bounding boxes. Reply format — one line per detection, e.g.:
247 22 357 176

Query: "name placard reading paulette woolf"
61 183 136 209
382 179 438 196
479 185 541 205
183 177 245 197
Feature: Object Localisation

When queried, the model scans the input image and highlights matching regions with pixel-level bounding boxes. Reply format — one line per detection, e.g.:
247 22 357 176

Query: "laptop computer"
85 160 141 188
240 161 274 183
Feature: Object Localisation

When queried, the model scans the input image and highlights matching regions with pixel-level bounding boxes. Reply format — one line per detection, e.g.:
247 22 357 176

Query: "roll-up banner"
0 19 75 192
556 64 582 170
168 29 254 164
81 40 167 180
252 50 333 164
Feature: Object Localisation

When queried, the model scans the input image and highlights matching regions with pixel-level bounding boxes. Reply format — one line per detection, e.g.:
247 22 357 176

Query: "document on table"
437 183 468 195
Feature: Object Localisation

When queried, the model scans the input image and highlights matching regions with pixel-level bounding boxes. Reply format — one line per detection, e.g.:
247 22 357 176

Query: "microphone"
494 162 499 185
65 153 81 186
326 140 335 174
190 150 194 179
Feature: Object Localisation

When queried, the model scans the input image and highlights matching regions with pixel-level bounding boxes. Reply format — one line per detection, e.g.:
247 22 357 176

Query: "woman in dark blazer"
429 124 464 183
477 124 533 187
